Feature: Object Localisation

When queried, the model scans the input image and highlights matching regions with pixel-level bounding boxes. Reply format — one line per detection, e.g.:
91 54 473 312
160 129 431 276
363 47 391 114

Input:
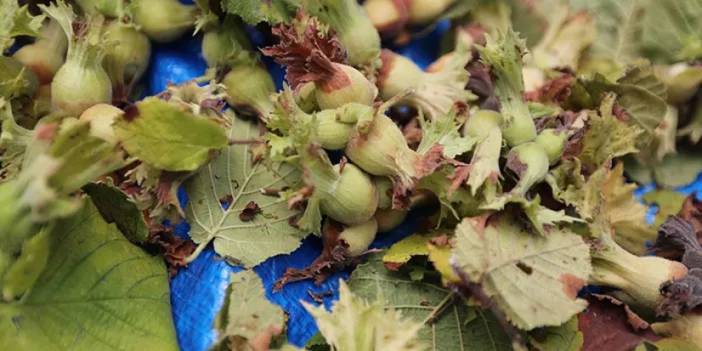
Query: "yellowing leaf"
349 253 511 351
546 159 593 217
602 163 656 254
185 118 304 267
452 213 592 330
0 200 179 350
550 159 655 254
115 97 228 172
215 270 286 350
427 243 460 284
382 234 460 284
641 190 686 228
383 234 431 267
650 337 702 351
304 280 425 351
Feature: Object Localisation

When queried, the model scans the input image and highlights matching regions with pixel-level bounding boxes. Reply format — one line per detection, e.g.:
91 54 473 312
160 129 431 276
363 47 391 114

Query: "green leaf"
223 0 299 25
84 182 149 243
618 63 667 100
185 118 304 267
214 270 286 349
0 199 179 351
417 165 483 224
637 105 677 164
578 94 642 170
552 161 654 252
0 117 128 278
305 279 424 351
579 64 668 138
0 99 31 183
452 213 592 330
572 0 702 64
417 110 475 159
0 57 38 101
48 119 128 195
568 0 644 65
640 0 702 62
546 158 605 221
349 253 512 351
0 1 45 52
305 333 330 351
651 152 702 188
114 97 228 172
482 194 583 236
529 317 583 351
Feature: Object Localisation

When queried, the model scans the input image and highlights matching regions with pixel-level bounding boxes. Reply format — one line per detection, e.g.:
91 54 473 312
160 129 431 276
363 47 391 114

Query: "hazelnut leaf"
214 270 286 350
349 253 511 351
0 199 179 350
452 213 592 330
304 279 425 351
185 118 305 267
114 98 228 172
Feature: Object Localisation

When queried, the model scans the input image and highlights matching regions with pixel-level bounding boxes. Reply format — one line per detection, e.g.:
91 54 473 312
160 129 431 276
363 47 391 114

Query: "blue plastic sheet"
146 17 702 351
149 21 451 351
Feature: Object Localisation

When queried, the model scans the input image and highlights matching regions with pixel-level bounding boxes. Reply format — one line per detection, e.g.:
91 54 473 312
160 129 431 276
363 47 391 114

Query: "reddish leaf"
679 195 702 244
261 14 346 89
578 295 660 351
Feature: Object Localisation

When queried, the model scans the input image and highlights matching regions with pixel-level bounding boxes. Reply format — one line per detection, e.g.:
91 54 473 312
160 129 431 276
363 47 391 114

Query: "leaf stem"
185 236 212 263
422 292 455 325
227 138 263 146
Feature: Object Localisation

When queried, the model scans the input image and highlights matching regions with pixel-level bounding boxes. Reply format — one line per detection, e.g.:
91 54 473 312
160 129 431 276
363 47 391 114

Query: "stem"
184 236 211 263
228 139 263 146
421 292 456 325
